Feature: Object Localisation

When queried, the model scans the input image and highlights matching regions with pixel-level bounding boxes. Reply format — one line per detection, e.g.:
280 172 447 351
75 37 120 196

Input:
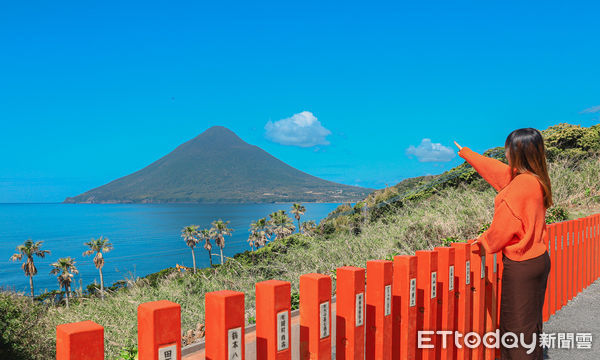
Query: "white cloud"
405 138 456 162
265 111 332 147
580 105 600 114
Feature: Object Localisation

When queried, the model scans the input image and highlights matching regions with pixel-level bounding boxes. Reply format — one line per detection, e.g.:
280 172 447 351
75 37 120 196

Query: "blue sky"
1 0 599 203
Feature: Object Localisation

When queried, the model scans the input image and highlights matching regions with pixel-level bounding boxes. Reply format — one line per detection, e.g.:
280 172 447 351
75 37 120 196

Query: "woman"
454 128 552 360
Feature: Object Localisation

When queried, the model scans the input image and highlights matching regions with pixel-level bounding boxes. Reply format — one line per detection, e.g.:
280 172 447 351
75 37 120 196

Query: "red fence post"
588 216 592 284
576 220 583 295
365 260 393 360
299 273 332 360
543 225 551 322
592 215 596 282
451 242 472 360
592 215 597 282
587 216 592 287
138 300 181 360
583 217 589 288
574 219 580 294
596 214 599 281
548 224 557 317
560 221 568 308
596 214 600 281
585 217 591 288
415 250 438 360
336 266 365 360
485 252 498 360
256 280 291 360
56 320 104 360
205 291 245 360
595 214 600 281
392 255 418 360
568 220 575 302
469 243 486 360
434 246 456 360
556 222 563 310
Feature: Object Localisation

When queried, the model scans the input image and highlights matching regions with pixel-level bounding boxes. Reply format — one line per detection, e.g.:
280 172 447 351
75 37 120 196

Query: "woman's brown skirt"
500 251 551 360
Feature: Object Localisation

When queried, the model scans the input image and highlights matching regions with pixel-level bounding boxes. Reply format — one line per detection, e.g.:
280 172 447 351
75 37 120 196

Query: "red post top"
365 260 393 360
256 280 291 313
56 320 104 360
337 266 365 291
393 255 418 280
433 247 456 360
469 242 486 360
433 246 456 298
256 280 291 360
451 242 472 280
414 249 439 297
299 273 332 360
450 242 472 360
138 300 182 360
336 266 365 360
415 250 439 360
300 273 332 303
205 290 246 360
391 254 418 360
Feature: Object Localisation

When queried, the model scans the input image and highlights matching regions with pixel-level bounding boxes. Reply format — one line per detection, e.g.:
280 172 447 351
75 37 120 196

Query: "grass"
2 151 599 359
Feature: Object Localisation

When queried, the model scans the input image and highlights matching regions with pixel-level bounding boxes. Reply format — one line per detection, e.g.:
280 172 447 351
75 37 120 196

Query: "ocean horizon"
0 202 341 295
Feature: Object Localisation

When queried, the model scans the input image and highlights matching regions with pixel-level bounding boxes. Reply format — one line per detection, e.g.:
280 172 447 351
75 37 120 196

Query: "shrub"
0 291 53 360
477 223 490 235
117 344 137 360
441 237 459 247
546 205 569 224
290 290 300 310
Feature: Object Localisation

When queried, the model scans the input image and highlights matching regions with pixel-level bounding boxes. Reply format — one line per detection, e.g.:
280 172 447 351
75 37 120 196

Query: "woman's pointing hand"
453 141 463 151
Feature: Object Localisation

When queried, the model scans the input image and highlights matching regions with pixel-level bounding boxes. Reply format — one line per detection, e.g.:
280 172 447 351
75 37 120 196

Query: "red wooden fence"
55 214 600 359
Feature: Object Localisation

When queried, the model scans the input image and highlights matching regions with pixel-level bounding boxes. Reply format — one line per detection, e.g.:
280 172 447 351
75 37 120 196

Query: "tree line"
181 203 315 273
9 203 313 305
9 236 112 307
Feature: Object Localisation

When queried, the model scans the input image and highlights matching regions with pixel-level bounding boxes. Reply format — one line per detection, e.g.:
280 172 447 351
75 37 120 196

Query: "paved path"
543 279 600 359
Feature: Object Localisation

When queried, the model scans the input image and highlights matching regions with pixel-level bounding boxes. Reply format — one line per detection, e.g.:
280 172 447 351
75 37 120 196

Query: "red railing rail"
56 213 600 359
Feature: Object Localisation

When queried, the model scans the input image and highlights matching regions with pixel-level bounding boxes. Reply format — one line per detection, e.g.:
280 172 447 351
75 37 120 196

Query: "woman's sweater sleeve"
458 147 513 192
478 199 524 254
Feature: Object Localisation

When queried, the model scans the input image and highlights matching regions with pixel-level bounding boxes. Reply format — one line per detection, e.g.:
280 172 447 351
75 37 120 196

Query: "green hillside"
64 126 372 204
322 122 600 232
3 123 599 359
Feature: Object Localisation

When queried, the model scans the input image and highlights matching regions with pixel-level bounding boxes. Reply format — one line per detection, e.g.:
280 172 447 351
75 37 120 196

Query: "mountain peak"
64 127 372 203
203 125 236 136
189 126 246 147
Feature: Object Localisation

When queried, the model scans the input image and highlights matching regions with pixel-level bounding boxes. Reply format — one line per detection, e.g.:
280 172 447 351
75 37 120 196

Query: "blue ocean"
0 203 340 295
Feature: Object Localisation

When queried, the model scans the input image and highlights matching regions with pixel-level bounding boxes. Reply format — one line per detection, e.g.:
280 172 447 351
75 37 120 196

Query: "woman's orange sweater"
458 147 548 261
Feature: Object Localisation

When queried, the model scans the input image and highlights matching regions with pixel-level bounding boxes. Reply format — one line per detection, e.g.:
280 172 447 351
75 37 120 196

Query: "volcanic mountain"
64 126 372 203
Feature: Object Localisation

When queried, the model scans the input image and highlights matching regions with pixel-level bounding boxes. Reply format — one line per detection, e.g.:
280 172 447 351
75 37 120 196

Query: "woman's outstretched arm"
456 146 513 192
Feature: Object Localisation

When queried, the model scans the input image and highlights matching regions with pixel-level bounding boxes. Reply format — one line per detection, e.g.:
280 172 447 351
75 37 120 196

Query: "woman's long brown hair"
505 128 553 209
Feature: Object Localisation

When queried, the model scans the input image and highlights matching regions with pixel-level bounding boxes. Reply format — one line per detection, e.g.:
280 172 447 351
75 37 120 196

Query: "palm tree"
181 225 200 273
249 217 272 249
83 236 113 299
199 228 213 267
247 232 258 252
50 257 79 308
268 210 295 240
291 203 306 233
9 239 50 299
210 219 233 264
301 220 317 236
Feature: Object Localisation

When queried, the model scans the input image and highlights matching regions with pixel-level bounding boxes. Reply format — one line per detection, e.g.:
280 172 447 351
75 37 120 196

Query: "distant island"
64 126 373 203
